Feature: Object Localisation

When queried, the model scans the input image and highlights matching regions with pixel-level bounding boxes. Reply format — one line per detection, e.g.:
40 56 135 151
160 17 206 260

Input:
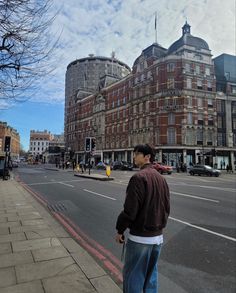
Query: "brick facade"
65 23 236 170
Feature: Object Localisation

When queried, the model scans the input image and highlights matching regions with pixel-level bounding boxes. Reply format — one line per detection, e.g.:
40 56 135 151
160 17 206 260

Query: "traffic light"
4 136 11 152
85 137 91 152
91 138 96 151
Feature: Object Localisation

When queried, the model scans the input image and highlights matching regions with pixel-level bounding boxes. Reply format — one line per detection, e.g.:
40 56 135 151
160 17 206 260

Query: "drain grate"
47 200 78 213
48 202 67 212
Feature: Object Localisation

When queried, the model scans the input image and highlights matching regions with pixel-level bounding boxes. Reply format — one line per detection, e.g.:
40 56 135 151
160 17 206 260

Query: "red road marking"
17 176 123 283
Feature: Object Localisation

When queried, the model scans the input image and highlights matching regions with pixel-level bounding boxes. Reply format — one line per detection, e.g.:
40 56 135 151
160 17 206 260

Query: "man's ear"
145 154 151 161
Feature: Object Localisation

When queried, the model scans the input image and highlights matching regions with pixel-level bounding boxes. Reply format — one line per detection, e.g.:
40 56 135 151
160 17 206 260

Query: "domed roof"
168 22 209 54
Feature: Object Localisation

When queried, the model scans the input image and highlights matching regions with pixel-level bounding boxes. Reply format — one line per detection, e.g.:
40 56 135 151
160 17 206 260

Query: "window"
195 65 200 75
167 78 175 89
198 113 204 125
185 63 191 72
167 128 176 144
188 96 192 107
208 115 214 126
197 128 203 144
187 112 193 124
233 117 236 130
167 63 175 72
123 96 126 104
217 133 226 146
217 116 223 128
205 67 210 76
207 81 212 91
186 78 192 89
197 79 203 89
168 113 175 125
139 118 143 128
208 98 213 108
231 86 236 94
186 129 194 145
198 98 203 107
207 131 213 145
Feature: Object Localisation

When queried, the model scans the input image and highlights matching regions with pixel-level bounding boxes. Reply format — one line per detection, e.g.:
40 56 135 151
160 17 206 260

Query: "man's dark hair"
134 144 155 162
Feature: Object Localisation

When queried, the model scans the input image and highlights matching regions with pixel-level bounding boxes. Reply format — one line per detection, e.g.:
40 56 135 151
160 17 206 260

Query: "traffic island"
74 173 114 181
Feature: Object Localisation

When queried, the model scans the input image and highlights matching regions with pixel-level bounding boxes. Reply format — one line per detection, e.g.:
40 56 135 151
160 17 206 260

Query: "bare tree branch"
0 0 59 102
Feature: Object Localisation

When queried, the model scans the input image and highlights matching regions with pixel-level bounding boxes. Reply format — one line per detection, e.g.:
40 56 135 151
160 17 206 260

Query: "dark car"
189 165 221 177
112 161 133 171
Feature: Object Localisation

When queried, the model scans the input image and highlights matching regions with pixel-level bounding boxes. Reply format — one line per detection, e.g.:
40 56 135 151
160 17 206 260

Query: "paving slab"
0 280 44 293
25 229 56 240
59 237 83 253
21 219 46 226
12 237 61 252
0 251 33 268
7 213 42 222
0 216 7 223
52 226 70 237
0 267 16 288
72 250 106 279
0 232 26 244
10 224 49 233
32 246 69 262
0 221 20 228
90 275 122 293
0 243 12 255
42 272 96 293
16 257 80 283
0 227 9 235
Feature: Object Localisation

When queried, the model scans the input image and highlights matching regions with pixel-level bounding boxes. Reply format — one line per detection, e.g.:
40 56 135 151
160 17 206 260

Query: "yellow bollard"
76 164 80 172
106 165 111 177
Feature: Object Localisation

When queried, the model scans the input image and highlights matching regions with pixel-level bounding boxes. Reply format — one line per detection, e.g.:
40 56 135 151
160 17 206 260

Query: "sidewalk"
0 178 122 293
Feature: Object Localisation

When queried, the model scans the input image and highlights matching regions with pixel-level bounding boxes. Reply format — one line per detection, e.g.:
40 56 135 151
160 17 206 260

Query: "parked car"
189 165 221 177
153 162 173 174
96 161 108 170
112 161 133 171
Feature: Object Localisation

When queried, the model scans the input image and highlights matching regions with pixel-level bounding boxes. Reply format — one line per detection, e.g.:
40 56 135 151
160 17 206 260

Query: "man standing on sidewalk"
115 144 170 293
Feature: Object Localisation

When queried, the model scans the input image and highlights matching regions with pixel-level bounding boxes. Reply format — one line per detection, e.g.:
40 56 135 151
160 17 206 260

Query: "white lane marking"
83 189 116 201
59 182 74 188
169 216 236 242
168 182 235 193
199 185 235 192
172 191 219 203
27 179 85 186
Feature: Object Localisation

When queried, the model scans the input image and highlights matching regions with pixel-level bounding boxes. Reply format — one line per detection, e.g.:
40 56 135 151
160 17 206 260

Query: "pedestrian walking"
115 144 170 293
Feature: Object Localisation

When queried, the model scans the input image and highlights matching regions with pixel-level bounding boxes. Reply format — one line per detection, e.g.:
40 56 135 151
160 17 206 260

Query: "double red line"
17 176 123 284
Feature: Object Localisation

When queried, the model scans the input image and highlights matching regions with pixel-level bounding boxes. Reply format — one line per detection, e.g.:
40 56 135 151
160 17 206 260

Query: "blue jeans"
123 239 162 293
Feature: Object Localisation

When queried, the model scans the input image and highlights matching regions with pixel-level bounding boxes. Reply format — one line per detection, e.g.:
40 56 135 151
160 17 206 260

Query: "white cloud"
28 0 236 104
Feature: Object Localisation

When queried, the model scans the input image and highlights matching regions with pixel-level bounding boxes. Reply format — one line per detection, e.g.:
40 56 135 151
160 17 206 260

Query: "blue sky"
0 102 64 149
0 0 235 150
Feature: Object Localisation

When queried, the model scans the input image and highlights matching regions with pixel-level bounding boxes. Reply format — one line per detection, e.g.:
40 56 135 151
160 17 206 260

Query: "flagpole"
155 12 157 43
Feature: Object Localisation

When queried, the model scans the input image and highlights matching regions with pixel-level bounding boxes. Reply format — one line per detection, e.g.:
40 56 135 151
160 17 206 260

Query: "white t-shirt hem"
128 233 163 245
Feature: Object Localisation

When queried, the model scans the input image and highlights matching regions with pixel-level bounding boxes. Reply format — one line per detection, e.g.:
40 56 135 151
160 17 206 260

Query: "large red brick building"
65 22 236 170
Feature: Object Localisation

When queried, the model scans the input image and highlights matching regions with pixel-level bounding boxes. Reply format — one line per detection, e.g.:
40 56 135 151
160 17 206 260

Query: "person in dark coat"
115 144 170 293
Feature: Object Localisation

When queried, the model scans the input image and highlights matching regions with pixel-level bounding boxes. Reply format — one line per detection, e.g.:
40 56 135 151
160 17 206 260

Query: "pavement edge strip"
53 212 123 284
16 175 123 284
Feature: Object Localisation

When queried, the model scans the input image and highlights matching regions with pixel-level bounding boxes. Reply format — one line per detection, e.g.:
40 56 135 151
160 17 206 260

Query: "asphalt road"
15 165 236 293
